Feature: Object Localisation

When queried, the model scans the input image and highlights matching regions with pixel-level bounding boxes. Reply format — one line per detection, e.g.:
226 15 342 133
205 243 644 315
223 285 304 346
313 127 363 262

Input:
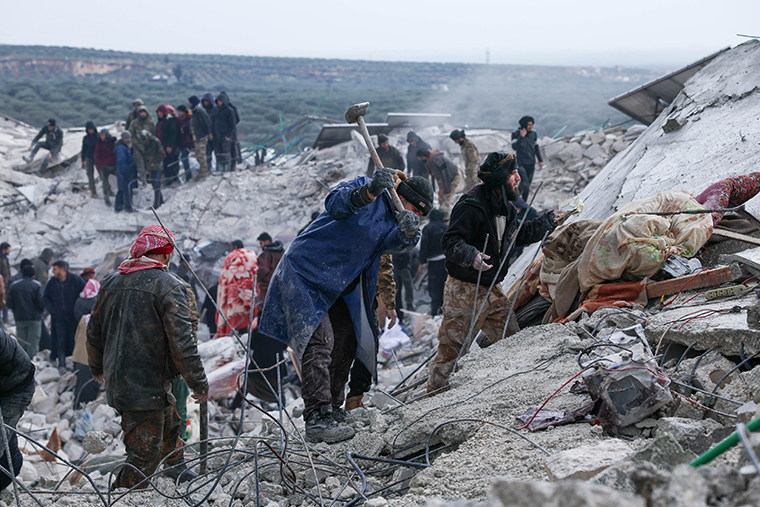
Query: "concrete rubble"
1 41 760 507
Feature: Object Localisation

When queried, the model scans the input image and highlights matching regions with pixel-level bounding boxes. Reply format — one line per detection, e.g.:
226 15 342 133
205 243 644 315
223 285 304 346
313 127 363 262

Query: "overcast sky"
0 0 756 68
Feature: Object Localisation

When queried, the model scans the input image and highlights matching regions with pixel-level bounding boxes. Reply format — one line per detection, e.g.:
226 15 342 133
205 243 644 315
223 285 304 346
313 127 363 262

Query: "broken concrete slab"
487 479 646 507
655 417 723 454
544 439 634 481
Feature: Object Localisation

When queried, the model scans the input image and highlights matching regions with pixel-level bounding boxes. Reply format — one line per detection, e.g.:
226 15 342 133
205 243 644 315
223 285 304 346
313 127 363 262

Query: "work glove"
368 168 397 197
395 210 420 238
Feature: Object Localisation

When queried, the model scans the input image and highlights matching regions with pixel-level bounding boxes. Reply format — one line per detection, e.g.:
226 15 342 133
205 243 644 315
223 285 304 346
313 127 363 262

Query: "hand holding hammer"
345 102 405 214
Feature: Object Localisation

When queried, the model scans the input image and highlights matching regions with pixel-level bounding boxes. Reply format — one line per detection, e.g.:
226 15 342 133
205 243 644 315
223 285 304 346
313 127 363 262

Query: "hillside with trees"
0 45 661 149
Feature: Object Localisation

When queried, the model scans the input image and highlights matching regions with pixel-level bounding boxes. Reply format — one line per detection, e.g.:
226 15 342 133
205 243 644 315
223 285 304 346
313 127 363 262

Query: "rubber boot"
164 462 198 484
305 405 355 444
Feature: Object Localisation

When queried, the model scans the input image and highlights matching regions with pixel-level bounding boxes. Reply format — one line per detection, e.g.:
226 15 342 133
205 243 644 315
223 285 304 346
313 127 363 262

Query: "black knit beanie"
397 176 434 216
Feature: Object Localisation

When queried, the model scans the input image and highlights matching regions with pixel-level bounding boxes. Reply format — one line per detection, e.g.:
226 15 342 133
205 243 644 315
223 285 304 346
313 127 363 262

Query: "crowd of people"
0 112 549 489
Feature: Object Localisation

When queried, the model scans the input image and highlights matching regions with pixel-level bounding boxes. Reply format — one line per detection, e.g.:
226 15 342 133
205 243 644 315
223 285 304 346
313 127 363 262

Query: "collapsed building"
0 40 759 507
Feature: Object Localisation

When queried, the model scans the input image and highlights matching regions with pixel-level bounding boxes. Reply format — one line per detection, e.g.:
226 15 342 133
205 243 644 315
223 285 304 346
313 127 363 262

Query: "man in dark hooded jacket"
201 93 216 170
81 121 99 198
214 92 236 173
33 248 54 288
0 328 35 492
426 153 557 393
26 119 64 173
417 148 461 212
511 116 543 200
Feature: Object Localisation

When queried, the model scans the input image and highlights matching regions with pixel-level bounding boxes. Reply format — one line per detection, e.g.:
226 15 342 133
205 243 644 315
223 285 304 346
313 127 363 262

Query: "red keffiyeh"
119 225 176 275
79 279 101 299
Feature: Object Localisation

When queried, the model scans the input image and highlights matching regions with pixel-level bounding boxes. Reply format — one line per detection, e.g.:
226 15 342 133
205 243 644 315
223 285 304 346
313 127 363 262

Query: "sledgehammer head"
345 102 370 124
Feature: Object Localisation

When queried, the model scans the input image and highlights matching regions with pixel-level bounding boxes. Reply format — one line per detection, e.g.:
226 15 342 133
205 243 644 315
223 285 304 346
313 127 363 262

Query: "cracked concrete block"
544 439 634 481
651 464 707 507
488 479 645 507
583 143 601 160
655 417 723 454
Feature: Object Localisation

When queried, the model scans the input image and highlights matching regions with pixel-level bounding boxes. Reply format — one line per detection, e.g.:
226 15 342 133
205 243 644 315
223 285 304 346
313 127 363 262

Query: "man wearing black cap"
25 119 64 173
450 130 480 193
427 153 557 393
511 116 543 200
259 169 433 443
366 134 405 177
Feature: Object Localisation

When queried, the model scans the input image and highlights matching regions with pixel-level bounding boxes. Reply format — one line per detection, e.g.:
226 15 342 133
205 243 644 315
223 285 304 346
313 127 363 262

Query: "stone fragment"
36 367 61 384
488 479 645 507
544 439 633 481
583 143 601 160
655 417 723 454
82 431 113 454
650 465 707 507
662 118 686 133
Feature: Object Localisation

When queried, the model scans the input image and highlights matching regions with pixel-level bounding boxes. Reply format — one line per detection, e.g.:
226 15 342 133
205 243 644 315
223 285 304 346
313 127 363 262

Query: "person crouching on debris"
426 153 558 394
87 225 209 489
25 119 64 173
0 328 35 493
114 131 137 213
139 130 167 209
260 169 433 443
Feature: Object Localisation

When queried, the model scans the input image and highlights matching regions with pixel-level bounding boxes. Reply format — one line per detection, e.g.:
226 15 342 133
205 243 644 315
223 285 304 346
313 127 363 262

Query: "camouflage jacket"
460 137 480 173
376 254 396 310
128 108 156 153
140 134 166 172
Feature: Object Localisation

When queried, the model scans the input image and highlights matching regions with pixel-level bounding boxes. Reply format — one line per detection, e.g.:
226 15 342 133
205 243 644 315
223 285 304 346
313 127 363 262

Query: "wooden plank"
712 228 760 246
646 264 743 299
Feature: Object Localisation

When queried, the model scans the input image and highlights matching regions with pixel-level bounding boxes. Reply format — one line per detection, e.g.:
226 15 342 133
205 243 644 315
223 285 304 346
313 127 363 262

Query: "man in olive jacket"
87 225 208 489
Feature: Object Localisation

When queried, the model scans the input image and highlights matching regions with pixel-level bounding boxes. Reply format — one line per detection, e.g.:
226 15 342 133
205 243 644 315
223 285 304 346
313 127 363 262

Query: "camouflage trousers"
114 401 184 490
427 276 519 393
464 163 479 193
194 138 209 178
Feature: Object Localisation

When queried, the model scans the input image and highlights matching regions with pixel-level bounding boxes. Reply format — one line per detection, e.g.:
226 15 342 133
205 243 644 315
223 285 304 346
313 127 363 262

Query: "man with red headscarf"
87 225 208 489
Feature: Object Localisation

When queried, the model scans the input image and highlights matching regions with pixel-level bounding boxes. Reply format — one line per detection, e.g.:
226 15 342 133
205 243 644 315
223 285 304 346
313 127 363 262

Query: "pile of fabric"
509 190 713 323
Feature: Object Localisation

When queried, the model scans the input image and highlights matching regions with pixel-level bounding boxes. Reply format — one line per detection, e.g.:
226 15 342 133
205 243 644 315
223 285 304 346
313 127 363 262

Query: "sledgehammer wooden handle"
345 102 405 214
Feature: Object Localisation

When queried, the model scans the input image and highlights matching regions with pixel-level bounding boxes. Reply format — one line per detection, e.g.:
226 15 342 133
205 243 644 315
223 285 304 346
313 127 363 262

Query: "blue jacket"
114 140 136 176
259 177 420 380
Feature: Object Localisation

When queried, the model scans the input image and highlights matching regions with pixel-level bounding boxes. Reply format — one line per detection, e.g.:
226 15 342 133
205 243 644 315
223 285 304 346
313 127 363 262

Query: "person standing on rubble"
260 169 433 443
33 248 54 288
255 233 284 311
426 153 558 393
367 134 405 177
418 209 448 316
81 121 99 198
95 129 117 206
201 93 216 171
450 130 481 193
216 240 258 337
416 147 462 212
114 131 137 213
128 105 155 185
125 99 143 130
0 242 9 325
511 116 543 200
6 264 45 359
188 96 212 179
25 119 64 173
214 92 237 173
43 260 86 368
406 132 432 186
156 105 180 186
0 328 35 493
87 225 209 489
176 105 194 182
139 130 167 209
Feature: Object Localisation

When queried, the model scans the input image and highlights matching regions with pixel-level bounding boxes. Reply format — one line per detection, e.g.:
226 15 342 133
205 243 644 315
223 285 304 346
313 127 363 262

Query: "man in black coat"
43 260 86 367
511 116 543 200
156 105 180 186
418 209 448 316
6 265 45 358
0 328 35 492
214 92 237 173
367 134 405 176
427 153 557 393
81 121 99 198
25 119 64 173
